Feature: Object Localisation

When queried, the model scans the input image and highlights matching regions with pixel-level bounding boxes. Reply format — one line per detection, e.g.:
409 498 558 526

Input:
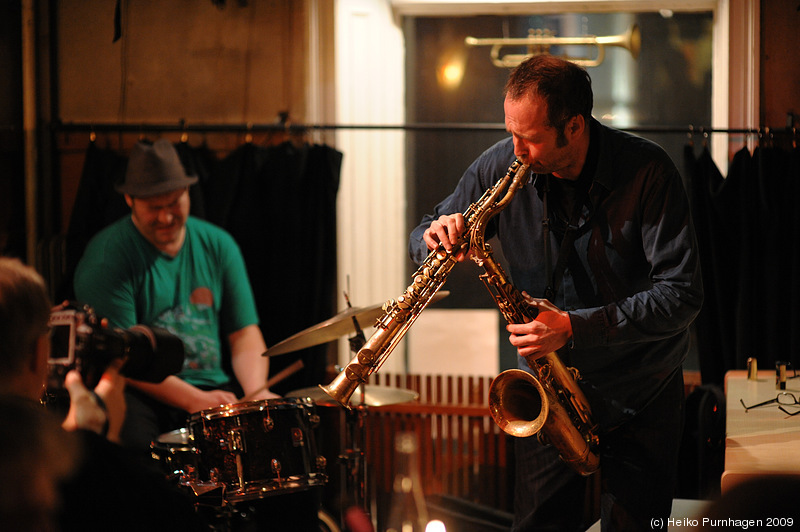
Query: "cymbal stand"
335 291 371 528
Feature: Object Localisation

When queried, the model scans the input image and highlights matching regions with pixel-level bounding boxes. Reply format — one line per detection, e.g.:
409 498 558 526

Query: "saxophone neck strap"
543 174 592 302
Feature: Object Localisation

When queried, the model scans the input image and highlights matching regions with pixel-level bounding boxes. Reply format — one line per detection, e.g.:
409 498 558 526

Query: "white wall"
334 0 408 373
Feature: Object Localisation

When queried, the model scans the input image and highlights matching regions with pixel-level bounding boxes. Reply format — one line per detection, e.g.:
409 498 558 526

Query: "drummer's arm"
229 324 279 401
127 376 238 413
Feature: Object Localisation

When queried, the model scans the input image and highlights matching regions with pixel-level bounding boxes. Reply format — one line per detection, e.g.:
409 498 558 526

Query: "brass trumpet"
465 24 641 68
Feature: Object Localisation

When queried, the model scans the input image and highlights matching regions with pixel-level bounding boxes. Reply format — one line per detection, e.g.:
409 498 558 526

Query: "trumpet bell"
488 369 548 438
605 24 640 60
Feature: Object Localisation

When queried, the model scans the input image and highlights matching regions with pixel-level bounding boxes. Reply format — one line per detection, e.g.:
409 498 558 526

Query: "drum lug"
222 427 246 453
271 458 283 486
263 416 275 432
308 413 321 427
291 427 305 447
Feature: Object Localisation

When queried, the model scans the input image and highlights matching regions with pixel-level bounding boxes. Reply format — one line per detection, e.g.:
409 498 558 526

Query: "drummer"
74 139 279 454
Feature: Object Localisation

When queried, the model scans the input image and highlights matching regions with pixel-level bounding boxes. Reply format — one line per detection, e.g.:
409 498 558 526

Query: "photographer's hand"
92 362 127 443
62 370 109 437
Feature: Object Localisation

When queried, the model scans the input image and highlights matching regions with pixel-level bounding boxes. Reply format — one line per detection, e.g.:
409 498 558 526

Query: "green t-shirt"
74 216 260 387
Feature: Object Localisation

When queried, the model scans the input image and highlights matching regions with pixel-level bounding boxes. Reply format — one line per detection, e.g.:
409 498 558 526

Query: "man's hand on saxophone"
422 213 469 261
507 294 573 362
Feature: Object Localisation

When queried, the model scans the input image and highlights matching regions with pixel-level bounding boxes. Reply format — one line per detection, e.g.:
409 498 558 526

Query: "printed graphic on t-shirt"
153 303 220 375
190 287 214 307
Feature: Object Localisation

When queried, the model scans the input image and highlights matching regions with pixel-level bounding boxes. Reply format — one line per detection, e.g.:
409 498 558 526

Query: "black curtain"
206 141 342 395
60 141 129 301
67 139 342 396
685 140 800 385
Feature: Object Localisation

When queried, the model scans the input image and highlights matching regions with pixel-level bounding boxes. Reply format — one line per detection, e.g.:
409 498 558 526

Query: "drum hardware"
271 458 283 487
226 427 245 452
184 480 227 508
150 427 199 479
292 427 305 446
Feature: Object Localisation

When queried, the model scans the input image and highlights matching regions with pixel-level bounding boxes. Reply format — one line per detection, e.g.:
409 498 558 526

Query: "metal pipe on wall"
21 0 37 265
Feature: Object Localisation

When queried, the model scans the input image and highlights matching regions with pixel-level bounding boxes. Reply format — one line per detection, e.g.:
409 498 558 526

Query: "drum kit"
149 293 447 531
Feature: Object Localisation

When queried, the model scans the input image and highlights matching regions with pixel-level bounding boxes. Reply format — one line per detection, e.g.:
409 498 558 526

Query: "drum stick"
241 359 304 401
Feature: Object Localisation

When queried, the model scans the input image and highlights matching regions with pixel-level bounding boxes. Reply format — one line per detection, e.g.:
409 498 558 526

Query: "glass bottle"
385 431 429 532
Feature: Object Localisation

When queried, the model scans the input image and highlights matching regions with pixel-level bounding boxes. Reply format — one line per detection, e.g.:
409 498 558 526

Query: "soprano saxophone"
319 158 599 475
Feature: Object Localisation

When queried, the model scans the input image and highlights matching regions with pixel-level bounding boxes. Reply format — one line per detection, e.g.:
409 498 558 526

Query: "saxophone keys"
395 294 413 310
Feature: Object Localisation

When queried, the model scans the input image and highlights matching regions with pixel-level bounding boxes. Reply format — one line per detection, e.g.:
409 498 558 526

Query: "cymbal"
265 290 450 357
286 385 419 407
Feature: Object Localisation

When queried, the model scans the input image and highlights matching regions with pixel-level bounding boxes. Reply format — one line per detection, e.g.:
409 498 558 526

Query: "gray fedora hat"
116 138 198 197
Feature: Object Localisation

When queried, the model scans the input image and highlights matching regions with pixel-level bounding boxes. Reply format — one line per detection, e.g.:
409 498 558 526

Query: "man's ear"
124 194 134 208
566 114 586 139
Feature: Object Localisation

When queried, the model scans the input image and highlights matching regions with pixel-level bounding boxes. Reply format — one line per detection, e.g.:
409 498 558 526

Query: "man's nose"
513 140 530 161
157 209 173 223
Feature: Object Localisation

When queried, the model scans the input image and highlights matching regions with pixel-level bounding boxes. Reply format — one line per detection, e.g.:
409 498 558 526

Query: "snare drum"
188 397 327 503
150 427 198 478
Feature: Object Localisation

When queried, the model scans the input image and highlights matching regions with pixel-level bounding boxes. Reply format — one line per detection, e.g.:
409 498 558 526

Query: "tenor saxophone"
319 158 599 475
470 201 600 476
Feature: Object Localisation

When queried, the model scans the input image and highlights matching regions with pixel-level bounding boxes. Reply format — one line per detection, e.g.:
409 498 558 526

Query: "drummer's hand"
422 214 469 261
190 389 239 412
244 388 281 402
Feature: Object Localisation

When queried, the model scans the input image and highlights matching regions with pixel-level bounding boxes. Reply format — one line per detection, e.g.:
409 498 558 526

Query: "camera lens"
116 325 185 383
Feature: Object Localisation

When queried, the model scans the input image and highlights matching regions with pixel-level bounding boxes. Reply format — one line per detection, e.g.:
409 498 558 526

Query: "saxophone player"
410 55 703 532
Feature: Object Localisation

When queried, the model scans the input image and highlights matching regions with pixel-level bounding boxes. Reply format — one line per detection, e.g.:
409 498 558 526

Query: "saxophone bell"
489 361 600 476
488 369 548 438
318 371 360 409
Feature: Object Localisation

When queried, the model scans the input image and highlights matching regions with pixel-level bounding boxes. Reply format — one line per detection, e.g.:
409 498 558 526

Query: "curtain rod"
51 121 796 136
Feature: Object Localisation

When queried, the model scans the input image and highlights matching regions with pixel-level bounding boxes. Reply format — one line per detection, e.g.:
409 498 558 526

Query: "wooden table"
722 369 800 492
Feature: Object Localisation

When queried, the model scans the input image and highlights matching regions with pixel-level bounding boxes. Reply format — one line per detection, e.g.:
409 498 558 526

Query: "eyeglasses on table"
740 392 800 414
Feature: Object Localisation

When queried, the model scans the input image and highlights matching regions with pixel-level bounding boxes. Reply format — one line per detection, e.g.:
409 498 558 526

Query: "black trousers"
120 387 195 455
512 369 685 532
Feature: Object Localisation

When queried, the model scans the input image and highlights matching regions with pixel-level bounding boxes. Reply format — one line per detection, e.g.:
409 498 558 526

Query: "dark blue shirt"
409 119 703 428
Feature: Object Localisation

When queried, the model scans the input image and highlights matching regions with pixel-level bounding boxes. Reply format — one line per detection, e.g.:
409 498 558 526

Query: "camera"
47 302 185 390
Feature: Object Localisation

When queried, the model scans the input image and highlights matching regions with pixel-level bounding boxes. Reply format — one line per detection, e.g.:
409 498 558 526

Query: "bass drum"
188 397 327 503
